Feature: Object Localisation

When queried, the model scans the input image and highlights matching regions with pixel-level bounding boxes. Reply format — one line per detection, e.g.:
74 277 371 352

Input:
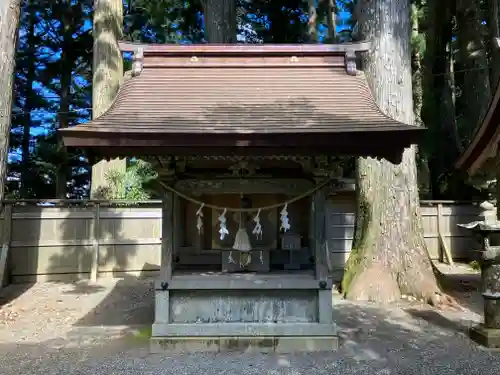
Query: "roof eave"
455 80 500 175
60 126 424 162
118 41 372 56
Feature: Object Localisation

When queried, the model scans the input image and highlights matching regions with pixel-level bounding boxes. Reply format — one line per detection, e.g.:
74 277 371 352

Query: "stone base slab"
469 324 500 348
150 336 338 353
152 322 336 337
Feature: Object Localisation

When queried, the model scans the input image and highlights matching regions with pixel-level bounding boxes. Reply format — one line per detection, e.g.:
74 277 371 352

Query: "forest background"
6 0 496 201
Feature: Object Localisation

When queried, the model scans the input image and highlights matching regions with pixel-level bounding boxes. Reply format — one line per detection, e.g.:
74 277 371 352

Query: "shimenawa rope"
158 176 334 212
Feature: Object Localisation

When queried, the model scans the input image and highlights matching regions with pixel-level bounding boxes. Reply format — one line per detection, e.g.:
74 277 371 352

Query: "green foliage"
123 0 204 43
10 0 93 199
93 160 158 201
411 2 426 58
9 0 496 201
341 193 371 294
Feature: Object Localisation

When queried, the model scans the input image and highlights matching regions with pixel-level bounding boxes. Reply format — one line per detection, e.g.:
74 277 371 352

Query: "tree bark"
201 0 237 43
488 0 500 88
342 0 441 304
411 2 423 124
91 0 126 198
422 0 458 199
307 0 317 43
0 0 22 203
326 0 337 43
456 0 491 135
55 7 74 199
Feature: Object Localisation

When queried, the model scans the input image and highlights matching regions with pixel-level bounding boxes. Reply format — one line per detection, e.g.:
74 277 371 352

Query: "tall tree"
342 0 442 304
487 0 500 89
421 0 459 198
91 0 126 197
307 0 318 42
242 0 307 43
326 0 337 43
201 0 237 42
456 0 491 143
10 0 48 198
20 1 36 197
0 0 22 202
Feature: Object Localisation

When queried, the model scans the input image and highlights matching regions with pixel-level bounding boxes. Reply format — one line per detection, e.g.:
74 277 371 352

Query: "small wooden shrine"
61 42 423 352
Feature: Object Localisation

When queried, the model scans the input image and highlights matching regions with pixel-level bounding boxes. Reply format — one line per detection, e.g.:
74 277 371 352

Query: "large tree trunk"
456 0 491 137
307 0 317 43
411 2 423 124
488 0 500 89
342 0 441 304
422 0 458 199
326 0 337 43
201 0 237 43
90 0 126 198
0 0 22 202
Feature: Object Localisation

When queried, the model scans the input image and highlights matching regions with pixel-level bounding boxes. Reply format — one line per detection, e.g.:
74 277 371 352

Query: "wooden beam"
312 188 333 325
161 192 174 280
437 203 454 265
313 189 328 280
173 194 182 260
156 277 333 290
90 203 100 282
118 41 372 54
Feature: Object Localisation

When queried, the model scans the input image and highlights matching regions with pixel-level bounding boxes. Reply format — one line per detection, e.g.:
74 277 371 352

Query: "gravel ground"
0 276 499 375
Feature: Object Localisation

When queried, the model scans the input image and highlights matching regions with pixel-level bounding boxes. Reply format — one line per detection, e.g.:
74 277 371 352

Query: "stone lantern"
458 201 500 348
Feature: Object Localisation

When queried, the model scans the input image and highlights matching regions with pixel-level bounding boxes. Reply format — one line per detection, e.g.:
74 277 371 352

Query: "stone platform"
470 325 500 349
151 272 337 352
150 335 338 353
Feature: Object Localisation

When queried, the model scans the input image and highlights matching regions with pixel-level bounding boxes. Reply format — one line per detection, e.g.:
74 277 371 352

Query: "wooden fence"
420 201 484 262
0 199 487 284
0 201 163 284
324 198 485 279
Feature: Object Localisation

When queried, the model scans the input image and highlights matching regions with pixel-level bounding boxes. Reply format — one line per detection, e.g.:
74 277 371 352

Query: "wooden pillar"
312 187 333 325
313 189 328 280
90 203 101 282
161 192 174 280
156 192 174 327
172 194 182 262
0 204 12 287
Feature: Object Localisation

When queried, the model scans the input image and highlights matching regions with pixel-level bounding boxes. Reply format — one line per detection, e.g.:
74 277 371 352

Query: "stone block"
469 324 500 348
149 336 339 353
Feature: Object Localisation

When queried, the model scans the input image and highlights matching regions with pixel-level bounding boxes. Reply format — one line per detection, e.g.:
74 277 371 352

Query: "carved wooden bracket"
344 50 357 76
131 47 144 77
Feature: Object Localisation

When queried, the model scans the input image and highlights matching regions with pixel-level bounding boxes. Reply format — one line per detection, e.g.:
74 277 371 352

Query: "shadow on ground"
2 297 498 375
72 265 156 327
0 282 35 308
440 271 483 315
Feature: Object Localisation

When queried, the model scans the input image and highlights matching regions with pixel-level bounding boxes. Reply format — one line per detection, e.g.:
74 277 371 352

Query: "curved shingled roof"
455 80 500 175
60 43 423 160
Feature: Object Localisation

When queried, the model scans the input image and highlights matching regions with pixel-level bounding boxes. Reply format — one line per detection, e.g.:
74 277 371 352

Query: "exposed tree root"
345 262 402 304
344 256 463 311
